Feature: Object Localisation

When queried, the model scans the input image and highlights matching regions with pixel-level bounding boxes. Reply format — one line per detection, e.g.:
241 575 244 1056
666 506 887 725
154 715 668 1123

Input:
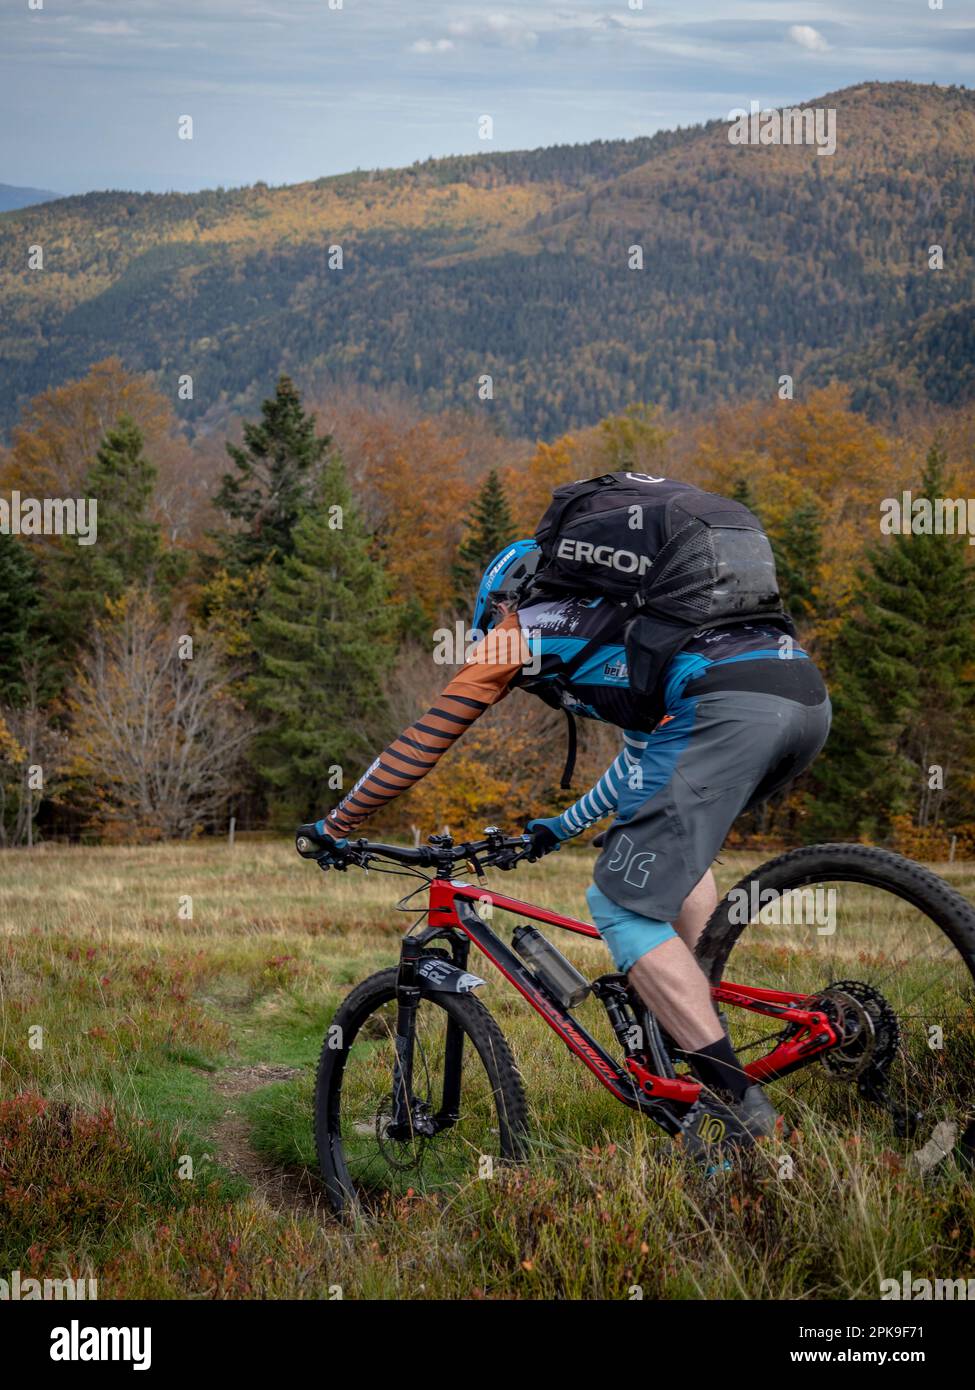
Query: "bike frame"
405 876 840 1134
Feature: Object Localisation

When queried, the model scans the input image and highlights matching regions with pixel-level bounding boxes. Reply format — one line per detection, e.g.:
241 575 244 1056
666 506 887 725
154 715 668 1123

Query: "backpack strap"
560 710 578 790
543 599 638 788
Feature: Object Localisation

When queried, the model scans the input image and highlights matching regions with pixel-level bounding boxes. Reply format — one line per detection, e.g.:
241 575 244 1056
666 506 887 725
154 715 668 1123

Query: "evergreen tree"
452 469 515 610
215 375 331 575
51 415 176 644
811 438 975 840
773 500 823 624
0 533 41 703
249 455 393 823
83 415 161 584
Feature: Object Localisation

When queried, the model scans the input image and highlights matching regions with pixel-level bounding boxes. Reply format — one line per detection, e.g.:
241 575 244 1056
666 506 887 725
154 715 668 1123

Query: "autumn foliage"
1 357 973 849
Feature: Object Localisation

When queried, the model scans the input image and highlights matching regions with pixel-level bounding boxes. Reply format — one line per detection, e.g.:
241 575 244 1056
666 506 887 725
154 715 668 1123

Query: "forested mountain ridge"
2 81 972 439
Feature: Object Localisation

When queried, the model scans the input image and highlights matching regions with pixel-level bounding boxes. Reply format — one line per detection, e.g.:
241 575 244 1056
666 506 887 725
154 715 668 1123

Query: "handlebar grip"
295 823 347 859
296 833 325 859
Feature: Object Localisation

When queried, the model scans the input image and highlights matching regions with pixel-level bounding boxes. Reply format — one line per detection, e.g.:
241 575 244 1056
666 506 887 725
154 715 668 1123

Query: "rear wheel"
697 844 975 1166
315 967 529 1216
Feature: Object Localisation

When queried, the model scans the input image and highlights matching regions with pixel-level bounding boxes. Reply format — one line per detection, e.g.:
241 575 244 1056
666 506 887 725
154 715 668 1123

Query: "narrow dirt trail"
209 1064 325 1216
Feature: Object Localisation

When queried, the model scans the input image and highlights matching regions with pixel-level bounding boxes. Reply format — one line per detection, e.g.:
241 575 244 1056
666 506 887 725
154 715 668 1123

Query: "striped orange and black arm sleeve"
326 615 528 836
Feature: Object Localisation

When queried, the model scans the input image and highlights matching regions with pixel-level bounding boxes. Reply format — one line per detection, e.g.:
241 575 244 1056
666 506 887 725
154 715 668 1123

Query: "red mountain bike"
297 827 975 1217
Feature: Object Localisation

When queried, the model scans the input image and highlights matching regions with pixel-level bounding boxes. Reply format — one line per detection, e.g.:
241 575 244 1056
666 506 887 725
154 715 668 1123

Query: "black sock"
690 1036 750 1102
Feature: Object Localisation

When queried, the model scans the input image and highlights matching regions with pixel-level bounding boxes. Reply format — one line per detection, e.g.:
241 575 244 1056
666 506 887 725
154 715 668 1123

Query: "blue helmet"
472 539 541 634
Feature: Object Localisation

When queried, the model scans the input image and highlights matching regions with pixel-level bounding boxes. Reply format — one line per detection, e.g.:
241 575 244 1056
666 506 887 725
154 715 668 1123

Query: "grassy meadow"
1 838 974 1300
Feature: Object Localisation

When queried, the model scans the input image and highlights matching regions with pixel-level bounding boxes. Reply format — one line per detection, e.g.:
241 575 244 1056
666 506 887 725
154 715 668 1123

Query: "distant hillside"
0 183 61 213
1 82 973 438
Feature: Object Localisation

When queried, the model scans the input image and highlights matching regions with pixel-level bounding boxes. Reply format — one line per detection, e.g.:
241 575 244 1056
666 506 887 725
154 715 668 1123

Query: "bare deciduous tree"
71 591 252 840
0 660 69 848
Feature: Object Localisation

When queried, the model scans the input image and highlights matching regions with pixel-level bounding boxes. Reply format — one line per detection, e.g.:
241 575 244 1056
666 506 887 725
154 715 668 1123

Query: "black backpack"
533 472 782 615
523 472 791 783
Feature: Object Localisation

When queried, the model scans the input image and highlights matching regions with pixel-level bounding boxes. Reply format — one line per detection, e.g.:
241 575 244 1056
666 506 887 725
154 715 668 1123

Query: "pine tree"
249 455 394 823
893 440 975 830
83 414 161 584
215 376 331 575
773 500 823 624
452 469 516 610
0 533 40 703
51 415 173 643
811 438 975 840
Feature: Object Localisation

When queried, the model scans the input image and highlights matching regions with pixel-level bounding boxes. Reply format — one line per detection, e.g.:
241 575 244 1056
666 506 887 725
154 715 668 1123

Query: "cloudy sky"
2 0 972 196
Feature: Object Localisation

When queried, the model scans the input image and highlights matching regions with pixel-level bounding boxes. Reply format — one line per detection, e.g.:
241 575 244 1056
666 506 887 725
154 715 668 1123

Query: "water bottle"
511 926 591 1008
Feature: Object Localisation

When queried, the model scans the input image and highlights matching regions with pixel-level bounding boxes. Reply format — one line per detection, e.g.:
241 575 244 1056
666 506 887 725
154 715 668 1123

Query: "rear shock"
593 976 676 1080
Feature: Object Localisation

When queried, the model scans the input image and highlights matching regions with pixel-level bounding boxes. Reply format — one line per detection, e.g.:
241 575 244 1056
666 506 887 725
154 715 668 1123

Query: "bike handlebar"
295 826 534 873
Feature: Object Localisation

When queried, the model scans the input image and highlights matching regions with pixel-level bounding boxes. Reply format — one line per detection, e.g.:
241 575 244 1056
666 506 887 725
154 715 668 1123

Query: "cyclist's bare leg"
673 868 717 953
627 934 724 1051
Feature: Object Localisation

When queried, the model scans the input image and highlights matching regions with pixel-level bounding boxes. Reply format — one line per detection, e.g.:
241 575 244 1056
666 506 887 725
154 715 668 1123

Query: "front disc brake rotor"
373 1098 430 1172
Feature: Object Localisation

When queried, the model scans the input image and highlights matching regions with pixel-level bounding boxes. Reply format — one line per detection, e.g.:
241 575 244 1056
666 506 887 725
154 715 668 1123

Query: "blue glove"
295 821 349 868
525 816 570 858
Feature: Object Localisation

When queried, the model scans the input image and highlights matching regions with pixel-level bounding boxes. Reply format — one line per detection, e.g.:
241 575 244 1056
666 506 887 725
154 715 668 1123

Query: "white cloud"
447 15 539 50
409 38 456 55
788 24 830 53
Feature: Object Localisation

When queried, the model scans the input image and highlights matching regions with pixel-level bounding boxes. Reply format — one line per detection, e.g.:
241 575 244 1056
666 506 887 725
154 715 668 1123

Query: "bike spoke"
721 870 975 1155
333 995 505 1201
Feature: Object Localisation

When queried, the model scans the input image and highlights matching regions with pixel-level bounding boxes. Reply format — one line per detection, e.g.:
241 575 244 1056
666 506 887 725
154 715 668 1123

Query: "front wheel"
315 967 529 1217
697 844 975 1166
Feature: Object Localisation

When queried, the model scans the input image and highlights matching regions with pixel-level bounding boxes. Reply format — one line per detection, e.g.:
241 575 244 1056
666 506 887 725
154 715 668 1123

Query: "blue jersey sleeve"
552 730 648 839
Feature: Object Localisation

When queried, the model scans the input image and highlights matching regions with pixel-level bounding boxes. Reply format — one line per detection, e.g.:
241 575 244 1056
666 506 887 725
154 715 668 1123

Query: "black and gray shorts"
592 657 831 922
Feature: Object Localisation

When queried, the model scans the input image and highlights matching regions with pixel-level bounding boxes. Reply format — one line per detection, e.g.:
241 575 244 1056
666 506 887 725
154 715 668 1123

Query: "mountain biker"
298 491 831 1160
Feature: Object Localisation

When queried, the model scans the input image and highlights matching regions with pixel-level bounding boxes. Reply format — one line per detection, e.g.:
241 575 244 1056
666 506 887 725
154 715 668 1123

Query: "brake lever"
316 849 362 872
484 845 532 871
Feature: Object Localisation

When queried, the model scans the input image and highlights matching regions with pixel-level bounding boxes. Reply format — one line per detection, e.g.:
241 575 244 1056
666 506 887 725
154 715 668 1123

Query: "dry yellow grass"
1 838 974 1300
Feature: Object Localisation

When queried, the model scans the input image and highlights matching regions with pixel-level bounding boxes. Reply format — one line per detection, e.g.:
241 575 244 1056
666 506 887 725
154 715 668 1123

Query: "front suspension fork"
436 933 471 1127
390 932 470 1139
390 937 424 1138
